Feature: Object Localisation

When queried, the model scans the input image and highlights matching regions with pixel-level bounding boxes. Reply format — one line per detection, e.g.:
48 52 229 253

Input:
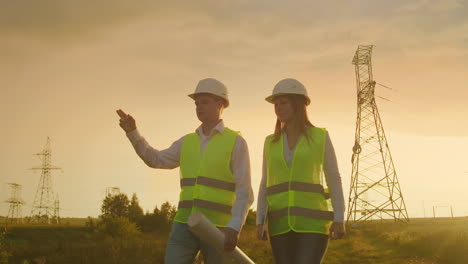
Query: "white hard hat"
188 78 229 107
265 78 310 105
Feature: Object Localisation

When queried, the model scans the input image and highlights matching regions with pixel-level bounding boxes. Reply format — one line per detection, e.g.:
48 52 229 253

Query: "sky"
1 0 467 219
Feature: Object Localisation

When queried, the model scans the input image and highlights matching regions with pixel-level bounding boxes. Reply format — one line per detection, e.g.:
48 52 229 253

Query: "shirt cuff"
333 207 345 223
227 217 243 232
256 213 267 225
126 129 141 142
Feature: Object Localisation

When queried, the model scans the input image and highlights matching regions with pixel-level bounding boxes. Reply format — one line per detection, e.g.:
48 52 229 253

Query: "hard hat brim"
265 93 310 106
188 93 229 108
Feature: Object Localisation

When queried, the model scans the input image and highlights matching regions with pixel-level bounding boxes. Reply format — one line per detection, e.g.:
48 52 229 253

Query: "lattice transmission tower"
52 194 60 224
347 45 409 223
106 187 121 197
102 187 121 216
5 183 25 224
30 137 62 224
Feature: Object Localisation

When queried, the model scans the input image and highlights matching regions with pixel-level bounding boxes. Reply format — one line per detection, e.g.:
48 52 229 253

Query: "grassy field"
322 217 468 264
1 217 467 264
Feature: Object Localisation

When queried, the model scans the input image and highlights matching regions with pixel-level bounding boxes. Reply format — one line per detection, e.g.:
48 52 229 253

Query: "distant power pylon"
347 45 409 223
106 187 121 197
5 183 25 224
30 137 62 224
102 187 121 216
52 194 60 224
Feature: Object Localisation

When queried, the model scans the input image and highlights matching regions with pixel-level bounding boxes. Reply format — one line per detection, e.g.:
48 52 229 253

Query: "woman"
256 78 346 264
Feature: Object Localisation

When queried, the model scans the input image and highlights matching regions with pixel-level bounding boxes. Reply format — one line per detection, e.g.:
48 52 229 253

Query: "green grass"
324 217 468 264
1 217 467 263
2 225 167 264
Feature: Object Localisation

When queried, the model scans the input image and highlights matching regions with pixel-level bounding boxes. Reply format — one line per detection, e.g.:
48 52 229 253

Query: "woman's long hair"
273 94 314 143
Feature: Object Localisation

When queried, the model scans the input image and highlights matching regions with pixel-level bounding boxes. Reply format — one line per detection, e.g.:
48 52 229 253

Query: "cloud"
2 1 467 113
1 0 467 56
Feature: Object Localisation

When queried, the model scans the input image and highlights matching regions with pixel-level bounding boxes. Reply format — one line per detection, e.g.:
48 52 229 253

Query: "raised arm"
116 108 183 169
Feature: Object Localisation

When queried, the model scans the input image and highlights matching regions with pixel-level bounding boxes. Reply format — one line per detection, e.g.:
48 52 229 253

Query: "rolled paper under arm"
187 212 255 264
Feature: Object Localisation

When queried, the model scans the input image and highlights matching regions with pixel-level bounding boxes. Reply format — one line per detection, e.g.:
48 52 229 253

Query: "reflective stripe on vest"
265 126 333 236
269 207 334 222
267 182 325 196
174 127 238 227
178 199 232 214
180 176 236 192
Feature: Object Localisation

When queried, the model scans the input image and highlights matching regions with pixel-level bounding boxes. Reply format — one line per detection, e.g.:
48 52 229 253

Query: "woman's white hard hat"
265 78 310 105
188 78 229 107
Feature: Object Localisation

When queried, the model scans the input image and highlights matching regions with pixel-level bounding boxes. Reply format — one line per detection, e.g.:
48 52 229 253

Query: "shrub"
96 217 140 238
0 230 11 264
85 217 96 231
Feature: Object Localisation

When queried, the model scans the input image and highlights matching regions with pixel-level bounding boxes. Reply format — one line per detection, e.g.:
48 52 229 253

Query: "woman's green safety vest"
265 126 334 236
174 127 238 227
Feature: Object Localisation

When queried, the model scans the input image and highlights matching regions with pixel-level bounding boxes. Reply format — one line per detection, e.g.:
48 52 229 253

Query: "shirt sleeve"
256 141 268 225
323 131 346 223
126 129 183 169
226 135 254 232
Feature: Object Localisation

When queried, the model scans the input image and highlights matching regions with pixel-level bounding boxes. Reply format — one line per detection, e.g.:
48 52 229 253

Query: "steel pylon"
347 45 409 223
5 183 25 224
29 137 62 224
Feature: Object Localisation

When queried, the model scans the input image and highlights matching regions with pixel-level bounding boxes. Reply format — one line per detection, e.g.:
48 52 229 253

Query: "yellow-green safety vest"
265 126 334 236
174 127 238 227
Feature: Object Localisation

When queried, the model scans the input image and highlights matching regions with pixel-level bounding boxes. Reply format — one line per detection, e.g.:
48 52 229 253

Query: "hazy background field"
2 216 468 264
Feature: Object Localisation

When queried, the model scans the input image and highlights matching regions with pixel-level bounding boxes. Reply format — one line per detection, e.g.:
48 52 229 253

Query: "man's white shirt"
126 120 254 232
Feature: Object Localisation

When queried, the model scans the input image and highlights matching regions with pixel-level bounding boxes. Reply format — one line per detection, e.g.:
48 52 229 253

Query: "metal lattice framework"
52 194 60 224
106 187 121 197
102 187 121 216
347 45 409 223
5 183 25 224
30 137 62 224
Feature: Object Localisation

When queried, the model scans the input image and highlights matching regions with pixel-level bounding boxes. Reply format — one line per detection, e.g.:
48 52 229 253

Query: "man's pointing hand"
116 109 136 133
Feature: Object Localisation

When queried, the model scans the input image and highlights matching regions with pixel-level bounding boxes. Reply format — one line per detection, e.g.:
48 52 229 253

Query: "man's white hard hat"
188 78 229 107
265 78 311 105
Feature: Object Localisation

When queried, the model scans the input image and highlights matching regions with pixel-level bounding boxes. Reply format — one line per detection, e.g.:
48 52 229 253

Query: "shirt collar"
196 119 225 136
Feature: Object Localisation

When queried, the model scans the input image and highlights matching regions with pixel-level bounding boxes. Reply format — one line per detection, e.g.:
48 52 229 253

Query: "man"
116 78 254 263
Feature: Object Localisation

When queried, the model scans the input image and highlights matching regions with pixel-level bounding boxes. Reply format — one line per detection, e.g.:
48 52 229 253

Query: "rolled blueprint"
188 211 255 264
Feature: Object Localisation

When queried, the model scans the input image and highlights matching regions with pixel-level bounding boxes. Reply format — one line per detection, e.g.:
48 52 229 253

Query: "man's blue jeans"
164 221 223 264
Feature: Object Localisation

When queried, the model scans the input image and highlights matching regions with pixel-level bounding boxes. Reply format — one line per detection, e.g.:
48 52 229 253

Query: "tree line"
89 191 256 236
86 192 177 236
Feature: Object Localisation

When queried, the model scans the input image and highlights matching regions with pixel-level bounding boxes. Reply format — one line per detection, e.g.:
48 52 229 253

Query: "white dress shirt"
256 130 345 225
126 120 254 232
